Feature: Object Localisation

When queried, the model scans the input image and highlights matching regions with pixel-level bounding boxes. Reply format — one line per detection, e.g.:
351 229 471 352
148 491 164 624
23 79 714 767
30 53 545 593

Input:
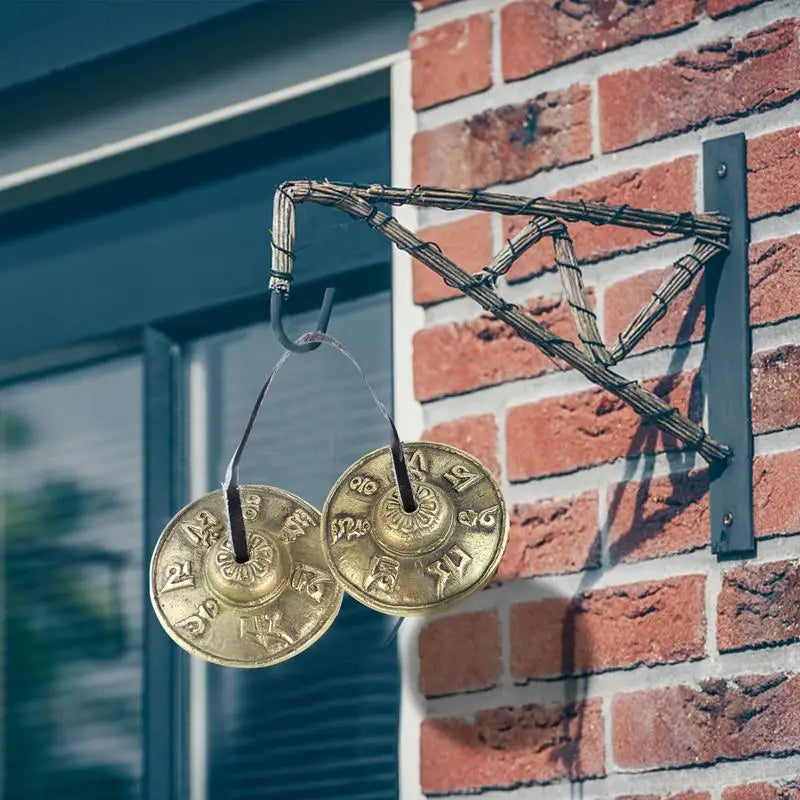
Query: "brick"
613 673 800 770
752 346 800 435
504 157 696 282
753 451 800 539
748 127 800 220
750 236 800 326
419 610 501 696
507 370 699 480
608 470 709 564
498 491 599 580
413 292 586 400
420 699 604 793
619 794 710 800
724 781 800 800
718 559 800 652
604 265 705 356
413 214 492 305
708 0 771 18
411 13 492 110
412 84 592 190
501 0 701 81
422 414 500 478
511 575 706 679
599 21 800 153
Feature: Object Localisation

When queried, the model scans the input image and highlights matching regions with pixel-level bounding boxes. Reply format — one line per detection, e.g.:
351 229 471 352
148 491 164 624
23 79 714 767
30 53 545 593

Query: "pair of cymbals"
150 441 508 667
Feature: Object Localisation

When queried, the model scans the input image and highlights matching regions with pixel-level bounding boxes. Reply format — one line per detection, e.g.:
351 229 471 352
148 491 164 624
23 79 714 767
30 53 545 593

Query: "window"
0 96 399 799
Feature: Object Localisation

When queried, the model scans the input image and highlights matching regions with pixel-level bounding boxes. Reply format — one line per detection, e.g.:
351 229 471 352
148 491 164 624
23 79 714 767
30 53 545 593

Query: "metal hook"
270 288 335 352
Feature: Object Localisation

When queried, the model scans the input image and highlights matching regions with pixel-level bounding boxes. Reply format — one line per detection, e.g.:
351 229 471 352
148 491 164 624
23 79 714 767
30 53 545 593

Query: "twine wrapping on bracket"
269 180 732 465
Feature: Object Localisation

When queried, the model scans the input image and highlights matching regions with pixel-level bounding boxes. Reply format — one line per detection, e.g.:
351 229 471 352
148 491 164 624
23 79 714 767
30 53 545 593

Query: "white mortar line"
502 269 567 305
497 579 514 690
706 555 722 666
602 694 615 779
696 146 707 219
752 317 800 353
416 0 798 132
490 4 503 89
597 477 611 569
754 427 800 456
751 209 800 244
590 77 602 158
422 294 477 326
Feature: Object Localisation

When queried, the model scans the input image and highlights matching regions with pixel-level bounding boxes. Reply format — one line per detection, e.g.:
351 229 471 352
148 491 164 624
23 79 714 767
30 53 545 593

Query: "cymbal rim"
321 441 509 617
150 484 342 667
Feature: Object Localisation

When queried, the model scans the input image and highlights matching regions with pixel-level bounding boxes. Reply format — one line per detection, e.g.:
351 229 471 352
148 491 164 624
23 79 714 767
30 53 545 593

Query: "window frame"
0 51 412 800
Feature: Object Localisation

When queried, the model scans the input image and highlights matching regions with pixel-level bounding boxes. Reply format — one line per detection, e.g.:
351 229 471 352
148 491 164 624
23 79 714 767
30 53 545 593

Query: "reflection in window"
0 358 142 800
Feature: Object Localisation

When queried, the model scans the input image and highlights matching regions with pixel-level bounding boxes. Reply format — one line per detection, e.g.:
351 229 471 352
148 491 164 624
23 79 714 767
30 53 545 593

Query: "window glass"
193 289 400 799
0 357 143 800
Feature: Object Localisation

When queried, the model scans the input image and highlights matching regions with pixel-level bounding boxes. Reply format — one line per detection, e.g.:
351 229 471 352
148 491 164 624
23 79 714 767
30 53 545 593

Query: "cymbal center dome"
205 531 290 607
371 482 454 556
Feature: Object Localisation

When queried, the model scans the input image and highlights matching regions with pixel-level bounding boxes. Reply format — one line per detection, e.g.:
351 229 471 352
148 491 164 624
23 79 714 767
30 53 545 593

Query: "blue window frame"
0 97 399 800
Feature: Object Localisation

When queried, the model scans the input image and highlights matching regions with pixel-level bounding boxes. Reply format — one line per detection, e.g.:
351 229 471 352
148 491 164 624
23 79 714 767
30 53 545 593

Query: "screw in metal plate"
722 512 734 527
717 163 727 178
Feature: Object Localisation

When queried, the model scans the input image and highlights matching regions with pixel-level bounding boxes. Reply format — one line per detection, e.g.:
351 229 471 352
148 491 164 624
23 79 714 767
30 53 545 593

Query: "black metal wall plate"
703 133 754 558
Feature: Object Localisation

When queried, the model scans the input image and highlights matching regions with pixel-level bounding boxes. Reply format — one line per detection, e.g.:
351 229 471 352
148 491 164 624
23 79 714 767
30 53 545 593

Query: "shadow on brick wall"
417 273 711 795
552 273 709 788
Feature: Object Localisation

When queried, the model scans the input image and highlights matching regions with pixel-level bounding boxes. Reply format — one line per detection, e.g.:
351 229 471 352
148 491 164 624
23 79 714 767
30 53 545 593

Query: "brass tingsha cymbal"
321 442 508 616
150 485 342 667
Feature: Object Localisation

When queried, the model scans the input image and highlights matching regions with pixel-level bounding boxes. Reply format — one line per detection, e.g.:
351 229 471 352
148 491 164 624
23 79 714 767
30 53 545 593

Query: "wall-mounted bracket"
267 164 755 561
703 133 754 559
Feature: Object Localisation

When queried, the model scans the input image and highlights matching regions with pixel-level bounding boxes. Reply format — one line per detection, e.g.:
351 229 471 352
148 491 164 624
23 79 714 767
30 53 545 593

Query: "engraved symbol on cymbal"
176 599 219 637
363 554 400 593
290 562 333 604
239 611 295 652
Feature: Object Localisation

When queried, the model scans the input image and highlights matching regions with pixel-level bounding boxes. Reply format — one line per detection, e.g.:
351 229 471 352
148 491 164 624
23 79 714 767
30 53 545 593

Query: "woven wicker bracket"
268 179 734 466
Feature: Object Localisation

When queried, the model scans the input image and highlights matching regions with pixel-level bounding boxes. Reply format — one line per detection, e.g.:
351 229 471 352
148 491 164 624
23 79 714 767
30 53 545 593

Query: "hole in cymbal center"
400 492 419 514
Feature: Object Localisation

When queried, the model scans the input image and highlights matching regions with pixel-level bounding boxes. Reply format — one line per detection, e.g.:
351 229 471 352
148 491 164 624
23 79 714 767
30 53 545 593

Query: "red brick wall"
405 0 800 797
